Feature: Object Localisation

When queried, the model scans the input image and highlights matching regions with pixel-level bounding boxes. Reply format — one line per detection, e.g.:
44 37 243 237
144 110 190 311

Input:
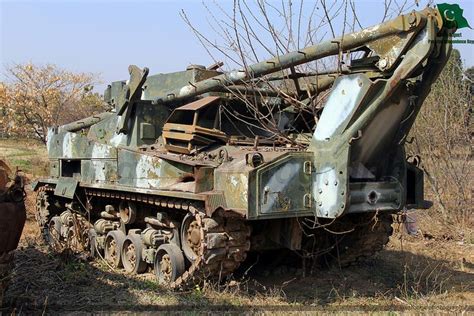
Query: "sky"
1 0 474 93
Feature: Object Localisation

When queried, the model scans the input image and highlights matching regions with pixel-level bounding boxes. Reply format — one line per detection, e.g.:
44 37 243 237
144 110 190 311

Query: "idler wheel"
180 213 203 262
105 230 125 268
121 234 147 274
154 244 185 285
118 201 136 224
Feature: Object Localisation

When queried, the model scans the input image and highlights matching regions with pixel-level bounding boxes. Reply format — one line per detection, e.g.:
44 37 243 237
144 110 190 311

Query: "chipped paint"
91 160 106 181
313 167 338 217
230 175 239 187
228 70 246 81
89 143 115 181
260 161 299 213
314 76 364 141
62 133 75 158
135 155 162 188
91 142 111 158
109 132 127 147
46 128 54 153
179 85 194 96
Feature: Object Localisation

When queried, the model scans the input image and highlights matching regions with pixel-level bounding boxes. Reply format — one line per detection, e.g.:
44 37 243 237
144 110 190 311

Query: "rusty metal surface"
175 96 221 111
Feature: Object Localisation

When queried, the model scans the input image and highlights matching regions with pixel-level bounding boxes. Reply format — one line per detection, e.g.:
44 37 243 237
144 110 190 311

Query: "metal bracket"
303 193 312 208
303 161 313 174
117 65 150 134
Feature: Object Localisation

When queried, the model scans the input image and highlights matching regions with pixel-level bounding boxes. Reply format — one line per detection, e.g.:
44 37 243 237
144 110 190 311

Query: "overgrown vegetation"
4 233 472 312
0 138 48 177
408 49 473 234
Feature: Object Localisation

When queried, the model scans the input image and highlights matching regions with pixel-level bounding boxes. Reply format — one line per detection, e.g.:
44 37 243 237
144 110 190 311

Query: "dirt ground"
1 139 473 313
0 187 471 313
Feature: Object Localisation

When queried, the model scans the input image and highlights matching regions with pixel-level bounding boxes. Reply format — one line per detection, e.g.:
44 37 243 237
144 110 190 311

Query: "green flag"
437 3 471 29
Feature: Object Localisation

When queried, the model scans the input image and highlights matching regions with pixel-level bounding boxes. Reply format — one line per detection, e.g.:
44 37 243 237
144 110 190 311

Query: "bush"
408 49 472 232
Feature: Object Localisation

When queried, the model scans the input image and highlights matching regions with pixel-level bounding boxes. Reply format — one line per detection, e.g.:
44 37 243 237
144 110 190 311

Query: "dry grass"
408 49 473 235
0 138 48 178
1 187 472 313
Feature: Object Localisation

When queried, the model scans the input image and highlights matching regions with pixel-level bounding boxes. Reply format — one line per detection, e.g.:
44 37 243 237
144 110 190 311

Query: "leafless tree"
181 0 423 147
181 0 437 263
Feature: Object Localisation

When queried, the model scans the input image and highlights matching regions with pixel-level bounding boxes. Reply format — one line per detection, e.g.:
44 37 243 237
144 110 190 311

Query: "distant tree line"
0 63 108 143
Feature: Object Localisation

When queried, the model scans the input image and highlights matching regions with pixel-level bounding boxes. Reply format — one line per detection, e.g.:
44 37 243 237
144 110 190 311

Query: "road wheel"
154 244 185 285
122 234 147 274
105 230 125 268
180 213 203 262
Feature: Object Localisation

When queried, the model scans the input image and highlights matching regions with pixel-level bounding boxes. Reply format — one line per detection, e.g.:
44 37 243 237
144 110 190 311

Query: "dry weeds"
0 184 471 313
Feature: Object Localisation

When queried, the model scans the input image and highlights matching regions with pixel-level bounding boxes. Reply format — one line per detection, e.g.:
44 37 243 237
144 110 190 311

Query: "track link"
36 185 251 289
334 212 393 266
302 212 394 267
171 211 250 289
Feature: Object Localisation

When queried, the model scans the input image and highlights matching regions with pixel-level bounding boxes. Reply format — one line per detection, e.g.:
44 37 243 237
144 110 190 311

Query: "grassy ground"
1 138 473 313
0 138 48 178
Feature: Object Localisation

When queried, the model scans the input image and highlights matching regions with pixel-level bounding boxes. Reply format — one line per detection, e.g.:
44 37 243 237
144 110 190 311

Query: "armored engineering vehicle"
0 160 26 303
34 6 456 288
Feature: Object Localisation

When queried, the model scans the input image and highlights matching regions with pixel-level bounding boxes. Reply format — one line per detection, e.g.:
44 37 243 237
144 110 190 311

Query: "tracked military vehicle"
34 6 456 288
